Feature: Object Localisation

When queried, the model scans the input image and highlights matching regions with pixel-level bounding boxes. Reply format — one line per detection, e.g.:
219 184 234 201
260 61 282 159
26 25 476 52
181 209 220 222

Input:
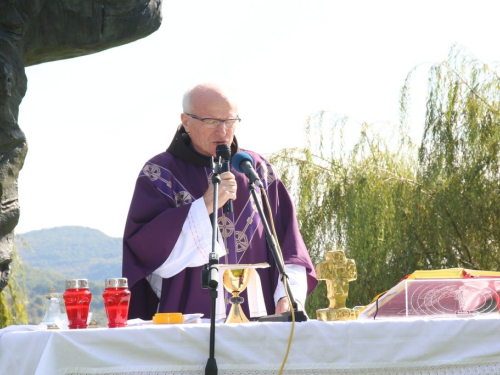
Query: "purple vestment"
123 127 317 319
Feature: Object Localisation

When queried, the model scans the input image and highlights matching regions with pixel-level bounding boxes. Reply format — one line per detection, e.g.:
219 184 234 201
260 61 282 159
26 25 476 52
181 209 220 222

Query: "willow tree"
270 46 500 318
404 46 500 272
270 115 419 316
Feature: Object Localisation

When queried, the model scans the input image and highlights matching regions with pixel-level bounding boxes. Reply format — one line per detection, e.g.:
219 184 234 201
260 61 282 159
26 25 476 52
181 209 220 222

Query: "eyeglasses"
185 113 241 129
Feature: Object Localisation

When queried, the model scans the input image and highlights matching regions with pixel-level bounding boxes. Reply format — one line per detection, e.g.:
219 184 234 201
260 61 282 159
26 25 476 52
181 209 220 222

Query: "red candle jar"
103 278 131 328
63 279 92 329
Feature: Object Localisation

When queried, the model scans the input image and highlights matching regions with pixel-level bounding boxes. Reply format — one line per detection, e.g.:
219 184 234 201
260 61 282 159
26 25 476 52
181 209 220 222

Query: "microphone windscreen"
216 144 231 160
232 152 254 174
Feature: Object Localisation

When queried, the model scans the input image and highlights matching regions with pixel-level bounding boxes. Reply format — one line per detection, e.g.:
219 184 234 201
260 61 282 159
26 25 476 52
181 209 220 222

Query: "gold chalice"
223 268 251 323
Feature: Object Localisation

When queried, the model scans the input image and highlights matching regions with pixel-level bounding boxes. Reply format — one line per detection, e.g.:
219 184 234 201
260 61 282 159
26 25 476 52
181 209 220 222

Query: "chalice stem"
225 292 249 323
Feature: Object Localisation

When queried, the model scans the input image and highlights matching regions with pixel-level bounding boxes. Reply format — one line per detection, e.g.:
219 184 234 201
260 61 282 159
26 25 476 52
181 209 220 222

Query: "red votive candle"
64 279 92 329
103 278 131 328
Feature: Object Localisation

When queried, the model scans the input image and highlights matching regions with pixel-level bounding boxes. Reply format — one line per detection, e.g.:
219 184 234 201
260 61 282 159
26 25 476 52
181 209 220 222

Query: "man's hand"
203 171 237 214
275 296 291 314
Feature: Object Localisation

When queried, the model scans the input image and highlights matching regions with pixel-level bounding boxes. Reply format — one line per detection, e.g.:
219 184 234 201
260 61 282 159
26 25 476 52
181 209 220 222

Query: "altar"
1 317 500 374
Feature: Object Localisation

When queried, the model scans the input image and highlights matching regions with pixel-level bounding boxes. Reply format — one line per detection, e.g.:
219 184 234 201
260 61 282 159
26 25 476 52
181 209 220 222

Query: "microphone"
232 152 263 188
216 144 233 214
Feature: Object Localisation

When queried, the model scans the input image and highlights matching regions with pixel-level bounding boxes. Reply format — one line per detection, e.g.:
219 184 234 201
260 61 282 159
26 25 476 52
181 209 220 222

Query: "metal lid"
65 279 89 289
45 287 60 299
105 278 128 288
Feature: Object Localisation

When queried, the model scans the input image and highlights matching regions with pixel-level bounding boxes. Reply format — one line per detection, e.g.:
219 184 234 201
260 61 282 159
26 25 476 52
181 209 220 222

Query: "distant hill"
16 226 122 280
15 226 123 326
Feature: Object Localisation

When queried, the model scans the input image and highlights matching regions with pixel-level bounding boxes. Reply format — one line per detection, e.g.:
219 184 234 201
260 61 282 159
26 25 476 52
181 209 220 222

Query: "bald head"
180 82 240 157
182 83 238 115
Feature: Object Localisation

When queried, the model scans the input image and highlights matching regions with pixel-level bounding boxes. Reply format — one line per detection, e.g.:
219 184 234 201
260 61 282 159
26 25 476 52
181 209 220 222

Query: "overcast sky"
15 0 500 238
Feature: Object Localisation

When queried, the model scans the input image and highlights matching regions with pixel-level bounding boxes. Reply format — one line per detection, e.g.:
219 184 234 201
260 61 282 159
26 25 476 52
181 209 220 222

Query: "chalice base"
225 303 249 324
316 307 359 321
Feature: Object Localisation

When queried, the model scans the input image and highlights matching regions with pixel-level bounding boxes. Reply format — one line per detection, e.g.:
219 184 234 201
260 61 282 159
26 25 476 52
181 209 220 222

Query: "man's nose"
214 122 229 135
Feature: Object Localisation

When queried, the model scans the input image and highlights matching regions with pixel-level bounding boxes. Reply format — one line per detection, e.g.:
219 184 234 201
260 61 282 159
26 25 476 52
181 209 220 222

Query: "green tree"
404 46 500 272
271 45 500 318
0 246 28 327
270 115 419 316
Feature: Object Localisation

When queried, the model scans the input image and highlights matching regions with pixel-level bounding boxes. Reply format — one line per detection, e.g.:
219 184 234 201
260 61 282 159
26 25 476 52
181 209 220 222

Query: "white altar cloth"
1 317 500 374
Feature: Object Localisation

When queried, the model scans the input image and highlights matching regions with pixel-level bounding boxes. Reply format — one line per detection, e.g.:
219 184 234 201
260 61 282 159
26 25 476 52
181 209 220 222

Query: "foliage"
12 226 121 326
270 46 500 318
406 46 500 271
15 226 122 280
270 115 419 315
0 245 28 328
24 265 107 326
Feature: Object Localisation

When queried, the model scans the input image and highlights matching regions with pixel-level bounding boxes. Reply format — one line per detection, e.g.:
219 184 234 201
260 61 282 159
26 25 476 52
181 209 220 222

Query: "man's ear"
180 113 190 132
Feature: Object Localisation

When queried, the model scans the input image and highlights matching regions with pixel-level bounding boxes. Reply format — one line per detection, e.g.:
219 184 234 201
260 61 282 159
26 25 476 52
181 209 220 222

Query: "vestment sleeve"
266 168 318 297
151 198 226 278
274 265 307 306
122 171 191 289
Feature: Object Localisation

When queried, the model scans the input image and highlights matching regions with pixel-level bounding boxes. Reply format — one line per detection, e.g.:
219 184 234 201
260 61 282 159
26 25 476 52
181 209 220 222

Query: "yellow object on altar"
315 249 359 321
152 313 184 324
407 268 500 279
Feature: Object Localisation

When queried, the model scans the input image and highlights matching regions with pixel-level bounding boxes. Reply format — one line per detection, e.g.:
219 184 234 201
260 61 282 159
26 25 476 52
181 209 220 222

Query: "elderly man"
122 83 317 320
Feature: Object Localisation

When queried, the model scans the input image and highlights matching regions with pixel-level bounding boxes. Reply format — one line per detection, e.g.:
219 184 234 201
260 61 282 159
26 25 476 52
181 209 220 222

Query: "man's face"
181 89 238 157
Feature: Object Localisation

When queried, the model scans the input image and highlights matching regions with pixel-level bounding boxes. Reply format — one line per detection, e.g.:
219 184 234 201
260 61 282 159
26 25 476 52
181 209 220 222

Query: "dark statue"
0 0 162 291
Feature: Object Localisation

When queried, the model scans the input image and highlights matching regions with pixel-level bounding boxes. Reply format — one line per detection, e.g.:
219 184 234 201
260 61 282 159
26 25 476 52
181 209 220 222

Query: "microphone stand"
201 157 222 375
247 182 308 322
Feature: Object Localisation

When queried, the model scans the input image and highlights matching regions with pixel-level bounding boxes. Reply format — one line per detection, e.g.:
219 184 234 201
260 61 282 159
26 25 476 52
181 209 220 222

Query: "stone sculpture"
0 0 162 291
